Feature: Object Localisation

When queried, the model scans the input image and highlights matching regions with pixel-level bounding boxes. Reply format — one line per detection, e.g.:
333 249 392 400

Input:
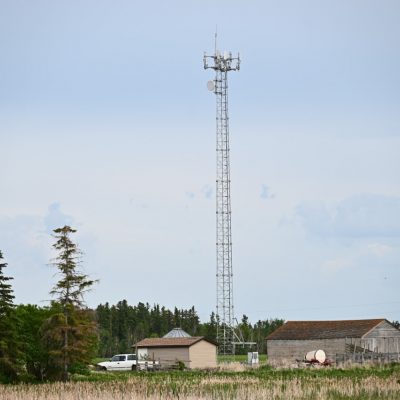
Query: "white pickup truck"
96 354 159 371
96 354 137 371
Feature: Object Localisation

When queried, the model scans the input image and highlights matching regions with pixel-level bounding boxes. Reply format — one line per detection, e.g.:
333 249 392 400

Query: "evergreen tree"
239 314 252 342
96 302 115 357
42 226 98 381
198 312 217 341
0 250 20 382
15 304 53 381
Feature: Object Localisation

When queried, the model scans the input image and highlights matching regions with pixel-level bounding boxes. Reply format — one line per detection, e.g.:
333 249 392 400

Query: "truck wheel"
102 367 107 371
131 364 137 371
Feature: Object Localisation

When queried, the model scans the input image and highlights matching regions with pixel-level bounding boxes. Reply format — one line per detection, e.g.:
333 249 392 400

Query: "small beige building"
134 336 217 369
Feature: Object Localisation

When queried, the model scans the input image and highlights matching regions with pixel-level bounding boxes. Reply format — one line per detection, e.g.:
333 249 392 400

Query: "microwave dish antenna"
207 80 215 91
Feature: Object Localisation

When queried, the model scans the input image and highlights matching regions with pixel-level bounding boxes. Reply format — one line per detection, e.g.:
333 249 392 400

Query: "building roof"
266 319 387 340
134 336 217 348
163 328 191 338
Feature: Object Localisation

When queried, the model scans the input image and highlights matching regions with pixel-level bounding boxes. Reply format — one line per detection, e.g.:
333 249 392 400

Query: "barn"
134 335 217 369
266 319 400 363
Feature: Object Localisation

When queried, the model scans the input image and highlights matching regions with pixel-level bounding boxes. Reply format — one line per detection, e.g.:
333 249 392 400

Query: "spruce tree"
0 250 20 382
43 226 98 381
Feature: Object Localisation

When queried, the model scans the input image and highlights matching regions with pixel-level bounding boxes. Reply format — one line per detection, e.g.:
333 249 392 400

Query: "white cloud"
322 257 352 273
44 202 74 234
295 194 400 238
367 243 392 257
0 203 81 304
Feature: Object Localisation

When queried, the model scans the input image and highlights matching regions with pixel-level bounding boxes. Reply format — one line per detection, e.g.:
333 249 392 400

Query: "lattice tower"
204 46 240 355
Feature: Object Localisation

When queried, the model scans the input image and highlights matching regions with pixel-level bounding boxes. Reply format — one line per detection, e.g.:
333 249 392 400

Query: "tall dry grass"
1 375 400 400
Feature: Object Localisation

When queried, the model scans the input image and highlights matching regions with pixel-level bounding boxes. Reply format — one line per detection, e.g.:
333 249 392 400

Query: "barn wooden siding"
346 321 400 354
266 319 400 363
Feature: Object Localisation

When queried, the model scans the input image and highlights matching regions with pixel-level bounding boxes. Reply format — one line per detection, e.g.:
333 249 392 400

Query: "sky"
1 0 399 323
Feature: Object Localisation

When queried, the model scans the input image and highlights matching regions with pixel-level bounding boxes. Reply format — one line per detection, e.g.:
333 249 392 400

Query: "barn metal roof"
134 337 217 348
266 319 387 340
163 328 191 338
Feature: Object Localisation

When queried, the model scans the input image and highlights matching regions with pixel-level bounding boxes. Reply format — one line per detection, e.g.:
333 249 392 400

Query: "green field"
217 354 267 363
2 363 400 399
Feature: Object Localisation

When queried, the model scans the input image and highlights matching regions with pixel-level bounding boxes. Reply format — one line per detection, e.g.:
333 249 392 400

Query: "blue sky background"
1 0 399 323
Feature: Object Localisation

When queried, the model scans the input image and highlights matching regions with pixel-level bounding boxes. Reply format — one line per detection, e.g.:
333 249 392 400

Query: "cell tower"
203 38 241 354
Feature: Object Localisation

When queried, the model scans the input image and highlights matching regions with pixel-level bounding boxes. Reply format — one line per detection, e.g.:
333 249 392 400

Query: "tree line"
95 301 283 357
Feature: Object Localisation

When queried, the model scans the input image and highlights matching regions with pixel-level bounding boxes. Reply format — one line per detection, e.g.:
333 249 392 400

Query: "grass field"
1 363 400 399
217 354 267 363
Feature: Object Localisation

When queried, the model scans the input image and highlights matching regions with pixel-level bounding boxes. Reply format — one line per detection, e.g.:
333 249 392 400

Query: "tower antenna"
204 38 252 355
214 26 217 54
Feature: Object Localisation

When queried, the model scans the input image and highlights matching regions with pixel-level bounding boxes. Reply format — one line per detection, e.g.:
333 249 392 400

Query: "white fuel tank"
305 349 326 363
